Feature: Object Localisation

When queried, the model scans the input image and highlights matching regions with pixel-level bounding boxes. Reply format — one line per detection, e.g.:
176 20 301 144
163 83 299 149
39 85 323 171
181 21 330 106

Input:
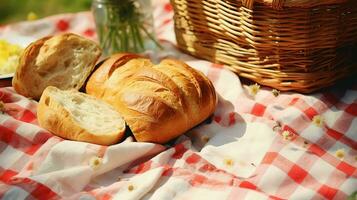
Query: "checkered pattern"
0 0 356 199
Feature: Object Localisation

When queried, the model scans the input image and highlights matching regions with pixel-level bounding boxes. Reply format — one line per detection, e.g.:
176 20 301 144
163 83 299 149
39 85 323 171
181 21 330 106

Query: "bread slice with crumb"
38 86 126 145
12 33 101 100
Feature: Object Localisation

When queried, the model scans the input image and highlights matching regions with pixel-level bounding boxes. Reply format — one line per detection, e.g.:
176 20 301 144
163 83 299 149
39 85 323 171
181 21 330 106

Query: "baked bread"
86 53 143 98
38 86 126 145
86 54 217 144
12 33 101 100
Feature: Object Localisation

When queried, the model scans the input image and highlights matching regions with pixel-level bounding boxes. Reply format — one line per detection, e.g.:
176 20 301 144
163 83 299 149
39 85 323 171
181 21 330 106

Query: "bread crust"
13 36 52 98
86 54 217 144
86 53 142 98
13 33 101 100
38 86 126 145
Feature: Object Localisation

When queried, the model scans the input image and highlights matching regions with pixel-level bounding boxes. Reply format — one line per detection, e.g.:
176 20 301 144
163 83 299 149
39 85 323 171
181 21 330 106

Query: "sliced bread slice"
38 86 126 145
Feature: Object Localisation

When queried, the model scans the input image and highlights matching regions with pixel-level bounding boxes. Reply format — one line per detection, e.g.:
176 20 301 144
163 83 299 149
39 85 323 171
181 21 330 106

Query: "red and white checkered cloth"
1 0 356 199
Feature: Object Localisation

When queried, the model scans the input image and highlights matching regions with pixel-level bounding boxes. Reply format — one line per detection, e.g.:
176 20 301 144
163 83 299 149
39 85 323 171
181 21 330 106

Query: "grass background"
0 0 92 25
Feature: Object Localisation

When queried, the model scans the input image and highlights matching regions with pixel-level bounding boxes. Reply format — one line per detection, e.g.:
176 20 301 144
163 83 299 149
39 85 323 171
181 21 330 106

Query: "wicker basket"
171 0 357 93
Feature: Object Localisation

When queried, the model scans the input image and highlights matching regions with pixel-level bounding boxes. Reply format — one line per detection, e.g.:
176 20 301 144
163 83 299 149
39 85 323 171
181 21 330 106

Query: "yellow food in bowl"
0 40 23 75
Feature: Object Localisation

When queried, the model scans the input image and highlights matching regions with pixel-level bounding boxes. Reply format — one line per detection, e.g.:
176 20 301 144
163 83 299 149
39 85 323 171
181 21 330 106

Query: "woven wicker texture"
172 0 357 92
244 0 348 8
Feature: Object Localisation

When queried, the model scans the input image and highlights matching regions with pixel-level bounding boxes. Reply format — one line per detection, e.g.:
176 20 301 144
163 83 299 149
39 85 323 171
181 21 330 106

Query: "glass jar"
92 0 159 56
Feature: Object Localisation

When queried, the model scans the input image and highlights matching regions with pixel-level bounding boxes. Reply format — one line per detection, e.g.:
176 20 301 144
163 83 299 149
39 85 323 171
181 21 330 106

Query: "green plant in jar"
92 0 161 55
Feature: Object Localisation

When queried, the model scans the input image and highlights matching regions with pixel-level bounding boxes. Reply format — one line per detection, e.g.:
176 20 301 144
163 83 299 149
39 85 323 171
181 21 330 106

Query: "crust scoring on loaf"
86 54 217 144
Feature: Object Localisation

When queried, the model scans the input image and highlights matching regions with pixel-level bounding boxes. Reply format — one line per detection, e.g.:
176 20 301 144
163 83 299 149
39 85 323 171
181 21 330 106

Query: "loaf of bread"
86 54 217 144
12 33 101 100
38 86 126 145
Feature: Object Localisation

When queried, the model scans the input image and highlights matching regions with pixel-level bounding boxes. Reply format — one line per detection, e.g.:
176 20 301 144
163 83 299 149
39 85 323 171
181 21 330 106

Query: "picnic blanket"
0 0 356 199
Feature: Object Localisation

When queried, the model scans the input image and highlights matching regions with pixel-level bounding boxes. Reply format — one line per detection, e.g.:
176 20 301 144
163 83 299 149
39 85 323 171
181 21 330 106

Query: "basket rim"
247 0 348 9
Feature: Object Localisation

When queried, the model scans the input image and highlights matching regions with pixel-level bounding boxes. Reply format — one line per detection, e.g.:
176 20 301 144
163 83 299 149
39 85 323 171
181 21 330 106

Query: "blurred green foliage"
0 0 92 25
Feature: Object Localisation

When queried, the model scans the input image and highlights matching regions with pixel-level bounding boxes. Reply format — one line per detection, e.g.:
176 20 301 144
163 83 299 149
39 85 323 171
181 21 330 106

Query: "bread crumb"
128 184 134 191
312 115 324 127
248 83 260 97
89 156 102 169
335 149 345 160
